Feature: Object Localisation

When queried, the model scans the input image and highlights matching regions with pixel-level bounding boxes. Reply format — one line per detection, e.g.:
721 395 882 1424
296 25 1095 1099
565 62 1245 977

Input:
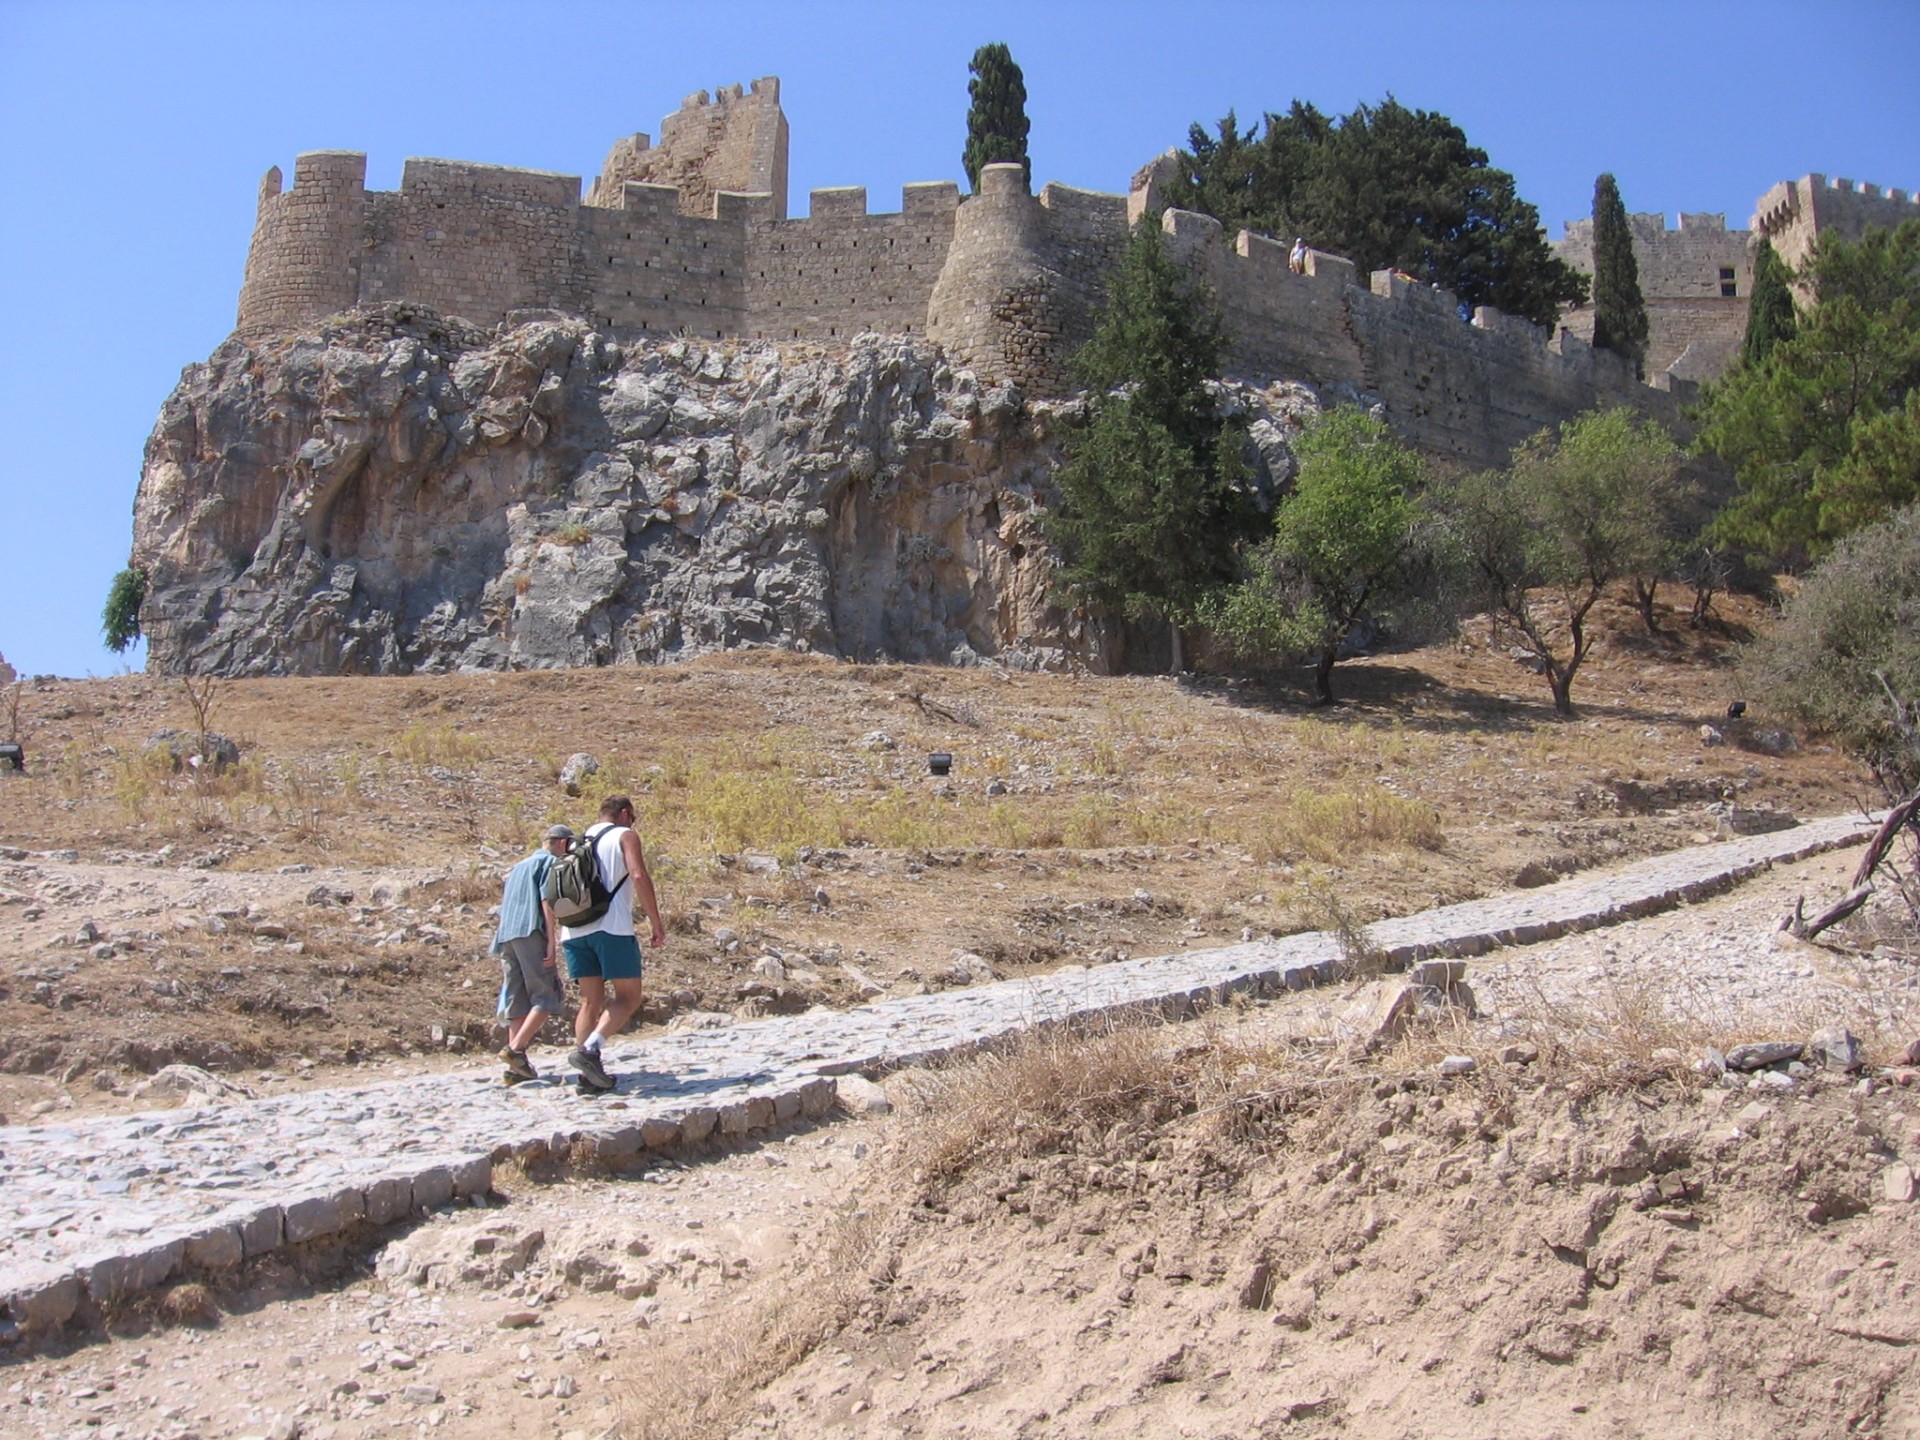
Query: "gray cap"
545 824 575 840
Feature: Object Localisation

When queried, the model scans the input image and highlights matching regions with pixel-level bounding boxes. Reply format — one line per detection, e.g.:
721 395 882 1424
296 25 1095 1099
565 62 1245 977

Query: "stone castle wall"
237 78 1912 470
1753 172 1920 273
1159 212 1668 469
1553 211 1753 380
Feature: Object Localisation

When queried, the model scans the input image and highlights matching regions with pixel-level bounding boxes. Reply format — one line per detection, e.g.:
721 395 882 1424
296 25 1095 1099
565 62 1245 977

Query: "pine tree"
962 43 1030 192
1590 173 1649 375
1175 99 1588 328
1044 220 1260 671
1740 239 1797 368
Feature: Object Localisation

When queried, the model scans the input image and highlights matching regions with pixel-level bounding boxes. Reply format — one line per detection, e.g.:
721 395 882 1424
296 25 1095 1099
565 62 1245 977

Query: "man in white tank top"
558 794 666 1091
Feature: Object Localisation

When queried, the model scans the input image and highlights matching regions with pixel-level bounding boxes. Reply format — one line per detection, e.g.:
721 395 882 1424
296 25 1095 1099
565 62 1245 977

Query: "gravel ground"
1472 845 1920 1046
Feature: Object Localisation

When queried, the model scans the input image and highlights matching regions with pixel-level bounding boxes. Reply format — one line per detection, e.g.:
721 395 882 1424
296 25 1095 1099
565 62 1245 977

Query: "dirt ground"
0 587 1877 1126
1 847 1916 1440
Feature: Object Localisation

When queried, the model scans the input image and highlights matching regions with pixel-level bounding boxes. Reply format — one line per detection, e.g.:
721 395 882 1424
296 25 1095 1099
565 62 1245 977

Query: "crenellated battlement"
231 78 1910 469
1753 172 1920 272
1551 206 1754 380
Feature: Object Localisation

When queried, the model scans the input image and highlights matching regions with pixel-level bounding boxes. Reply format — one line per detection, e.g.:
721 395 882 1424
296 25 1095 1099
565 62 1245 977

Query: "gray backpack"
543 824 627 927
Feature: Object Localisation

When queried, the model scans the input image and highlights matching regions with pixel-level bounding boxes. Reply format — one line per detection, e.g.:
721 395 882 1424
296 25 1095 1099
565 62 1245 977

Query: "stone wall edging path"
0 812 1880 1331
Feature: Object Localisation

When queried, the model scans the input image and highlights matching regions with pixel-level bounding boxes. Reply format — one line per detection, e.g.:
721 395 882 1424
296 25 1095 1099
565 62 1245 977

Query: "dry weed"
156 1281 218 1327
892 1017 1183 1186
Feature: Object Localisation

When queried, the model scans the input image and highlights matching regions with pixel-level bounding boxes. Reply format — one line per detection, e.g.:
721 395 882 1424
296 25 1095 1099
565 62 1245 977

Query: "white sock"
583 1033 603 1052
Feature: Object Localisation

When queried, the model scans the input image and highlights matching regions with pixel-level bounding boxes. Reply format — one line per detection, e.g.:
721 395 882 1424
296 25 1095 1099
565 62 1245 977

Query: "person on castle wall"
559 794 667 1093
491 824 574 1084
1289 237 1309 275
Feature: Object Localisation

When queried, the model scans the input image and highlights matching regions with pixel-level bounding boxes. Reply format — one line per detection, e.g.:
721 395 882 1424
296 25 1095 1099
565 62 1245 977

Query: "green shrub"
1744 503 1920 793
103 566 147 653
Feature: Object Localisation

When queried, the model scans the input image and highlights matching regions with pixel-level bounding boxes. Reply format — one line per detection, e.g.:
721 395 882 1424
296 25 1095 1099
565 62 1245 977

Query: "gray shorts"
499 933 565 1019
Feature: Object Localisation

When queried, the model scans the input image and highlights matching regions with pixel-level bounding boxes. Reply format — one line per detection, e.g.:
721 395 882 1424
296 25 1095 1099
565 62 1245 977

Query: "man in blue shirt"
490 825 573 1083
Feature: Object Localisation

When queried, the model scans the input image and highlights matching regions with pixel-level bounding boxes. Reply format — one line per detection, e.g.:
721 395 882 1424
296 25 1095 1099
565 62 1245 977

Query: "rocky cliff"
132 307 1315 677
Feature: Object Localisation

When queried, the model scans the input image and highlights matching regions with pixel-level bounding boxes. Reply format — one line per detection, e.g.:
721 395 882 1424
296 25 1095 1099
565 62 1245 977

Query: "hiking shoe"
500 1047 537 1082
567 1045 614 1091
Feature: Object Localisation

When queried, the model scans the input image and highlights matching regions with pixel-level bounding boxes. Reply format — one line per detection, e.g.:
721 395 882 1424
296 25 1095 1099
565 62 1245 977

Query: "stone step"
0 811 1878 1334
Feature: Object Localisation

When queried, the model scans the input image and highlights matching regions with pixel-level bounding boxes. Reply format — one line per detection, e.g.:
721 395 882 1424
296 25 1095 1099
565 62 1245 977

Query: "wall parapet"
231 88 1898 472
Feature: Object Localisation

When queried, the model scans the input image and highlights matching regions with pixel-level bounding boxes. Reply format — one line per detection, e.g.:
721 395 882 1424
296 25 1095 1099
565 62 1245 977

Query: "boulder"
1725 1041 1804 1071
559 753 599 795
143 729 241 773
1807 1025 1864 1073
836 1074 893 1115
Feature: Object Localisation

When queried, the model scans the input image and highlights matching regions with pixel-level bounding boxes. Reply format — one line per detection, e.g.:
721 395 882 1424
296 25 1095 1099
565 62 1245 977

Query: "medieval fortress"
236 76 1916 468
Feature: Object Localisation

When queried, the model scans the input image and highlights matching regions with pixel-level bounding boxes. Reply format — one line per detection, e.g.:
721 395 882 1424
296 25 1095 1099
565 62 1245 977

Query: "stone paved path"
0 812 1879 1333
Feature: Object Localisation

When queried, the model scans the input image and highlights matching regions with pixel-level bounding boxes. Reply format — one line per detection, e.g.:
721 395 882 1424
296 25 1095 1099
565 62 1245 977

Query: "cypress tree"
1044 220 1260 671
1590 173 1649 375
962 43 1030 192
1740 238 1797 367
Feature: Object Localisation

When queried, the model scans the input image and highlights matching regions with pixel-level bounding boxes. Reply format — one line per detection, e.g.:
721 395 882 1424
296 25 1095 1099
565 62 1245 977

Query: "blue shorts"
563 931 644 982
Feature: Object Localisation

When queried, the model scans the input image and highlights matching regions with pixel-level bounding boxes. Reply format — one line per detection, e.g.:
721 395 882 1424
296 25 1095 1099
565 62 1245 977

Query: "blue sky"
1 0 1914 678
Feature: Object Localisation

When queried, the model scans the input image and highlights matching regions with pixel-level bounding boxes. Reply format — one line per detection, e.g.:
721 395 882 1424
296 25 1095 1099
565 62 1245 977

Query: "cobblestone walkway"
0 812 1878 1332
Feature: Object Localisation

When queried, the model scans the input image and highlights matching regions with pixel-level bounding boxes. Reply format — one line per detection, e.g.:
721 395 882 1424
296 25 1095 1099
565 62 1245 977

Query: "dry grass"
156 1281 218 1327
890 1019 1181 1186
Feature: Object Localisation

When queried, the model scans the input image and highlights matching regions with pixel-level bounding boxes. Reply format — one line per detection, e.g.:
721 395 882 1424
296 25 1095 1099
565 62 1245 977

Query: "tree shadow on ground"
1180 652 1736 740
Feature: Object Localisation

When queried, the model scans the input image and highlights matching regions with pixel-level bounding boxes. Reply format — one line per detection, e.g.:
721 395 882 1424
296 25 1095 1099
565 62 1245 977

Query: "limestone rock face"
132 308 1100 676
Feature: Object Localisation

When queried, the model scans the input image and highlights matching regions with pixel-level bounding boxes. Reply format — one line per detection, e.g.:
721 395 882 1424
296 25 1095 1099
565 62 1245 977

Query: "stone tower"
928 164 1092 397
587 76 789 220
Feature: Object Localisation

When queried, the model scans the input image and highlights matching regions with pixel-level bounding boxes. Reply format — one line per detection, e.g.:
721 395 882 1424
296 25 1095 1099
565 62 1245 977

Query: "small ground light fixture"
928 752 952 777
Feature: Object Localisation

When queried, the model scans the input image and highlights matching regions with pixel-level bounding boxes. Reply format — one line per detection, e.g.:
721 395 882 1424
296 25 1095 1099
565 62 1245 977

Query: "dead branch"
1785 788 1920 940
908 691 980 727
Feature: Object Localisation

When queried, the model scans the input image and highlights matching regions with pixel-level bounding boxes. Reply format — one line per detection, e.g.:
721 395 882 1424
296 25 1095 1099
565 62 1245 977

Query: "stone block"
596 1126 646 1159
836 1074 892 1115
284 1187 367 1245
365 1177 414 1226
412 1167 456 1211
236 1205 285 1258
1727 1041 1803 1071
1807 1025 1863 1073
678 1107 718 1144
4 1268 81 1331
718 1101 753 1135
640 1117 681 1148
451 1157 492 1198
1884 1163 1917 1204
798 1078 836 1117
1411 960 1467 988
81 1239 183 1304
1337 981 1426 1054
183 1223 245 1271
772 1090 803 1122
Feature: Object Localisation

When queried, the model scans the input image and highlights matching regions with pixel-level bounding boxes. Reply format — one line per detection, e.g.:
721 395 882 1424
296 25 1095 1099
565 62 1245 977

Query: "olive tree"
1200 407 1437 703
1440 408 1691 715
